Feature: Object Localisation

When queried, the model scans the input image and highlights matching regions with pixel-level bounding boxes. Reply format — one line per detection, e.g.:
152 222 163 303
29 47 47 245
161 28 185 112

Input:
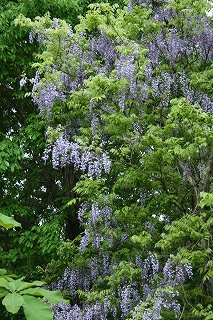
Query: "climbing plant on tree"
0 0 126 278
16 0 213 319
0 1 126 319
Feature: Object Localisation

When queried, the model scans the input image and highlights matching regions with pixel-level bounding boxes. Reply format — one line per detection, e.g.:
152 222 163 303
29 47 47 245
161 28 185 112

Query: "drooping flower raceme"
43 135 111 178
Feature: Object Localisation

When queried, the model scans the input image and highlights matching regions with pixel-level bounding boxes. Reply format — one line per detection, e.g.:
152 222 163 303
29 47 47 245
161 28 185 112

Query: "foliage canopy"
1 0 213 319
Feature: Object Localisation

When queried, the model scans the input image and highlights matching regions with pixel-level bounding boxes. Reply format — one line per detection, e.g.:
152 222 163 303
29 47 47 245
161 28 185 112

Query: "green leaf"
19 288 44 297
205 314 213 320
0 278 11 291
21 287 67 305
29 281 46 287
0 287 8 298
2 293 24 314
0 213 21 229
42 289 68 305
16 280 45 292
22 295 53 320
199 192 213 208
0 269 7 275
131 232 152 247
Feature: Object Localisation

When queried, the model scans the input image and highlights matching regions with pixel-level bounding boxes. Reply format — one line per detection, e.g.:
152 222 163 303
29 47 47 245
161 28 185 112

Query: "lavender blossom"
37 31 45 44
20 77 27 88
78 202 88 223
183 160 191 183
29 29 36 43
51 136 72 168
80 229 90 252
91 115 99 135
47 135 111 177
119 284 140 318
116 55 135 83
194 17 213 62
198 163 206 179
53 300 111 319
163 260 193 286
142 284 155 300
92 232 102 249
90 31 116 70
144 221 155 234
118 89 127 110
163 261 175 286
32 83 66 112
88 257 99 280
142 253 159 283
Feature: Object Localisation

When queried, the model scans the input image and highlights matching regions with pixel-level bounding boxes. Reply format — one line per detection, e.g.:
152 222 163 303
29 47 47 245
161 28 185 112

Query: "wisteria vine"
18 0 213 318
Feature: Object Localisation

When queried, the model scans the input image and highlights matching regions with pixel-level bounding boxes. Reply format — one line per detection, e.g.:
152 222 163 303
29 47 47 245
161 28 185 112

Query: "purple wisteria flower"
78 202 113 251
119 283 140 318
90 31 116 69
29 29 35 43
163 260 193 286
142 253 159 283
79 229 90 252
20 77 27 88
44 135 111 177
32 83 66 112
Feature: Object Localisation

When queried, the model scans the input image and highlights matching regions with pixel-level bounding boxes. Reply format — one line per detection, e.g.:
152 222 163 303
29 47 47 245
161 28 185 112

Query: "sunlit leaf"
2 293 24 314
22 295 53 320
0 213 21 229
